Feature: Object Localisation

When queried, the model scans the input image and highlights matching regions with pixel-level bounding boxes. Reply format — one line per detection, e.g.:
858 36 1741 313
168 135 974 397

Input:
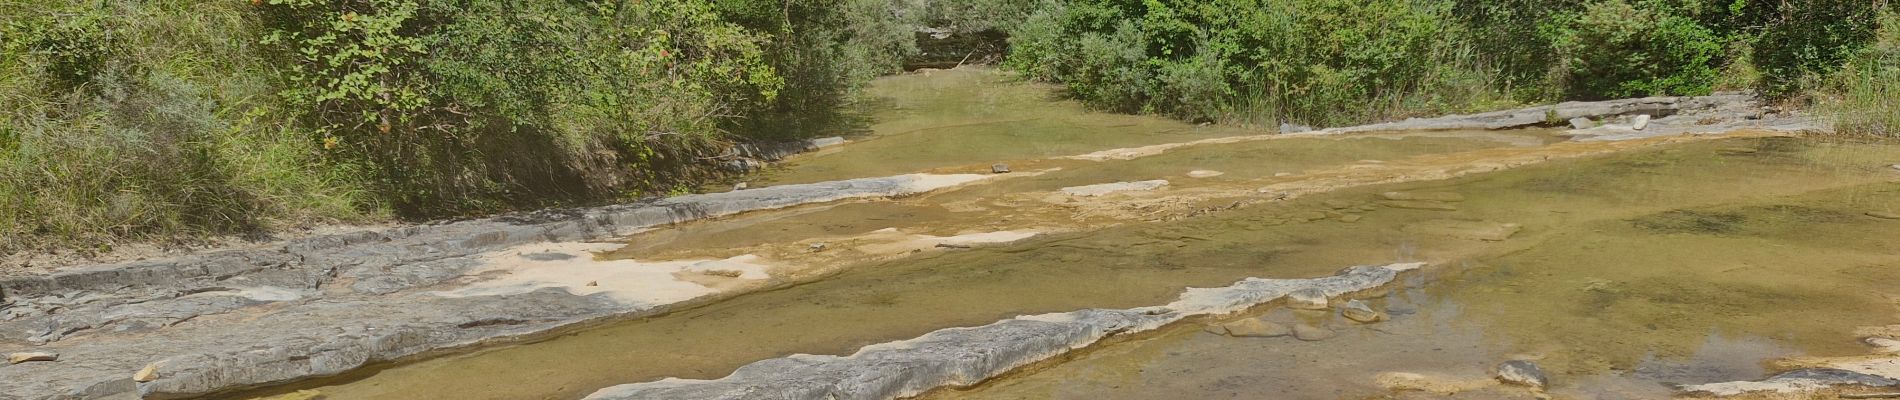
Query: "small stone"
1496 360 1549 389
1339 214 1364 223
1293 324 1336 341
134 363 160 382
1631 114 1651 131
1286 288 1329 310
1273 172 1295 177
991 164 1011 174
7 352 57 364
1890 164 1900 171
1380 191 1465 202
1341 300 1386 323
1279 122 1314 134
809 242 828 252
1568 117 1595 129
585 281 599 287
1186 170 1223 178
1221 318 1291 337
1869 212 1900 220
732 182 748 190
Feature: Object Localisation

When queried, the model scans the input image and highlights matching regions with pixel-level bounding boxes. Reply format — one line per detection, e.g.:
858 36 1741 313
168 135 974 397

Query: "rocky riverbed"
3 67 1889 400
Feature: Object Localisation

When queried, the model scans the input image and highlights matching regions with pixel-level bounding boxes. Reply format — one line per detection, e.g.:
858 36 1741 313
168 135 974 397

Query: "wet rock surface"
1341 300 1386 323
584 264 1419 400
0 174 983 399
1218 318 1291 337
1292 324 1337 341
1286 288 1329 310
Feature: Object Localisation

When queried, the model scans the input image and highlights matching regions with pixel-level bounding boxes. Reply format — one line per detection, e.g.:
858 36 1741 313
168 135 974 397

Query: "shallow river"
249 68 1900 400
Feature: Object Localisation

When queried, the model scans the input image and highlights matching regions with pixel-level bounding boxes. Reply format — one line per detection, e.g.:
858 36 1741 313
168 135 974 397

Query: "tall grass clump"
0 1 368 252
1821 11 1900 138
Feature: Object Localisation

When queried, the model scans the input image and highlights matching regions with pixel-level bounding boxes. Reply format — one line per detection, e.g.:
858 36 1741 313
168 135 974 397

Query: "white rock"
1631 114 1652 131
1568 117 1595 129
1495 360 1548 389
1186 170 1224 178
134 363 159 382
1286 288 1328 310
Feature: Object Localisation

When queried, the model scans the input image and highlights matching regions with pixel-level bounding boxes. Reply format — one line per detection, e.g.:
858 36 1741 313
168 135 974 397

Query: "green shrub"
1001 0 1508 126
1751 0 1888 98
1545 0 1724 99
1823 11 1900 138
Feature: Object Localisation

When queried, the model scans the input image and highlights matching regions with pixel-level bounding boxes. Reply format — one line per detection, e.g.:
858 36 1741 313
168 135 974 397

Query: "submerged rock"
1341 300 1386 323
1380 191 1466 202
1495 360 1549 389
1381 200 1460 211
1868 212 1900 220
1186 170 1223 178
1292 324 1335 341
1220 318 1290 338
1286 288 1329 310
1339 214 1364 223
6 352 57 364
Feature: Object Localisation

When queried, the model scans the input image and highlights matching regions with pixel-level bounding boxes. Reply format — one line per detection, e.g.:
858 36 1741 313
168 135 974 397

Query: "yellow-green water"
244 67 1900 400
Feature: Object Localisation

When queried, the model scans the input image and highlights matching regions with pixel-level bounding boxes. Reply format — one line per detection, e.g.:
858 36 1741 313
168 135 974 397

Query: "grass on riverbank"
1822 12 1900 139
0 0 914 255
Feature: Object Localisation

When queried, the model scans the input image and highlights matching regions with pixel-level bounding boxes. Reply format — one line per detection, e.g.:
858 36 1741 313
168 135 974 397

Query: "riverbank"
0 72 1829 399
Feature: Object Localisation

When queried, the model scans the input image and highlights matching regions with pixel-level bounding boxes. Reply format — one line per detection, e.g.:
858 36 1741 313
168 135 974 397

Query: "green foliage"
1002 0 1511 126
0 0 914 251
1751 0 1888 98
1 0 369 252
1823 11 1900 138
1546 0 1724 99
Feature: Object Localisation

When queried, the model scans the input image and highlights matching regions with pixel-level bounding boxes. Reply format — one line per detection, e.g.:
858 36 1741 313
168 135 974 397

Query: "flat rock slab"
1061 180 1170 197
0 173 987 400
585 263 1422 400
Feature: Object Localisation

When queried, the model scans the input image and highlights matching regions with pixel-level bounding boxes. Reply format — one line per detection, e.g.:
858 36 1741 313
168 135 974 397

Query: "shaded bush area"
0 0 915 252
983 0 1898 128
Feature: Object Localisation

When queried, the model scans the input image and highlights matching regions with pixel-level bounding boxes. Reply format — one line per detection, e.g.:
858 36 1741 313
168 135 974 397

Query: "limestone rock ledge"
585 263 1422 400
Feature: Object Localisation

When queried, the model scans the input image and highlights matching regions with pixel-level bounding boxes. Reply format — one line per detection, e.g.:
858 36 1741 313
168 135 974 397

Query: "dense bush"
1546 0 1724 100
1002 0 1513 126
0 0 914 252
988 0 1898 126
